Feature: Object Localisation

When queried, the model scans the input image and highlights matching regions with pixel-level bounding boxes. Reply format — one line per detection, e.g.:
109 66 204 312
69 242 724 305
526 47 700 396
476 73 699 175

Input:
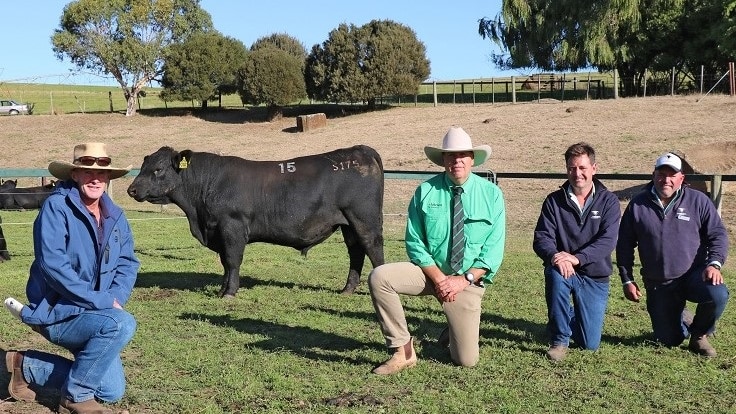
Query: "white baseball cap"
654 152 682 172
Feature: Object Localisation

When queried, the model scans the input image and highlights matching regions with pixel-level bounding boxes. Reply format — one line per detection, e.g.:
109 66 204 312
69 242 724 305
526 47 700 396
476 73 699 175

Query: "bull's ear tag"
179 157 189 169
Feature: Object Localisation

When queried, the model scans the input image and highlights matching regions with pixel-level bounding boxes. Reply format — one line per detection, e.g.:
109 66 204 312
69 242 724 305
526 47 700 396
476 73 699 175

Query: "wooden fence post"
643 69 648 97
711 174 723 216
613 70 619 99
472 80 476 106
491 78 495 104
671 67 675 96
511 76 516 103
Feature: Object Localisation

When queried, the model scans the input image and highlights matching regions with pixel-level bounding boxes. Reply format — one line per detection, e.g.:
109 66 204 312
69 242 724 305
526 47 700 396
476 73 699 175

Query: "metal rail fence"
0 168 732 214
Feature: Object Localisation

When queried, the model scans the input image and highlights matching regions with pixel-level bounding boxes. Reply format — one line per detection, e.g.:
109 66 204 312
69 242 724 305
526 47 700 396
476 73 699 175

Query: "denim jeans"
22 308 136 403
645 266 730 346
545 266 610 350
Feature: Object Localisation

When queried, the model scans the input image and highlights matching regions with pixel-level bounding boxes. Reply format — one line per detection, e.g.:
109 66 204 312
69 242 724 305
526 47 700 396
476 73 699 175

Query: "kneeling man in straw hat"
6 143 139 414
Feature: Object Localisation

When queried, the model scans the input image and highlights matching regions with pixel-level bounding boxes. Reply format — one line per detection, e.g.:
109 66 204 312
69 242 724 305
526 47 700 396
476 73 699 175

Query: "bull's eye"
154 168 162 176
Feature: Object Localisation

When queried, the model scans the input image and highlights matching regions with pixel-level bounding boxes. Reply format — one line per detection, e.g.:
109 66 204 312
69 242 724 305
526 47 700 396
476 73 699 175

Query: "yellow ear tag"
179 157 189 169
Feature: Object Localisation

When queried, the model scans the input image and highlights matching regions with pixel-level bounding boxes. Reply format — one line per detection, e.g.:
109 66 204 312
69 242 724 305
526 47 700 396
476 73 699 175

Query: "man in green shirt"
368 126 506 374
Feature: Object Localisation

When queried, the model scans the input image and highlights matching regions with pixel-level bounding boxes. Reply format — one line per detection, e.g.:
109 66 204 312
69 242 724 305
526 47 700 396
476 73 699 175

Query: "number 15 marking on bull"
279 162 296 173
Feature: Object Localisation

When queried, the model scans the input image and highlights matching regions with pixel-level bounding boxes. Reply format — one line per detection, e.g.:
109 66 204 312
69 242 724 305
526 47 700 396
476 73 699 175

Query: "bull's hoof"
217 288 235 298
218 289 237 299
339 285 357 295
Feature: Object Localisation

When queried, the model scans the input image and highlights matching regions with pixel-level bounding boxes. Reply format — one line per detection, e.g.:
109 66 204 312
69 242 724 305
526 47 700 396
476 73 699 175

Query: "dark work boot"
58 397 114 414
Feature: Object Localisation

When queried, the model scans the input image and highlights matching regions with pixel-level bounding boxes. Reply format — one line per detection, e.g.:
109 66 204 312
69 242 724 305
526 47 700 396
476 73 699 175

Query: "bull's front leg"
217 243 245 298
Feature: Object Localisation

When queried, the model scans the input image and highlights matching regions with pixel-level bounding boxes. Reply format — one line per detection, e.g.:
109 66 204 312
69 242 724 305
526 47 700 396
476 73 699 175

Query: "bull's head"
127 146 192 204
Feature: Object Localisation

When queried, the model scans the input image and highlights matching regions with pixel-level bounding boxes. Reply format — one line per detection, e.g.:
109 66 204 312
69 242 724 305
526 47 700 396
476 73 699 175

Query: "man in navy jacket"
617 152 729 357
533 142 621 361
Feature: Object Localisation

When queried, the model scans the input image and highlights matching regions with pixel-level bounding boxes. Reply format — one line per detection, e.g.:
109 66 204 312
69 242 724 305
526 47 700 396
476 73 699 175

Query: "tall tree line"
51 0 429 116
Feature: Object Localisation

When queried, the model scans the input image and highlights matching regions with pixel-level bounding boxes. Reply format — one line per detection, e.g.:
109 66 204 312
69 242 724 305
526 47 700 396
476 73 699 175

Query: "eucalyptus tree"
160 32 247 108
51 0 213 116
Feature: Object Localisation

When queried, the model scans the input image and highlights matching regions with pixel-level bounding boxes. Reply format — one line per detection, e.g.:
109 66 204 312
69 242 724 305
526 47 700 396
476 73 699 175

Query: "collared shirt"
650 185 682 215
567 184 596 215
405 172 505 282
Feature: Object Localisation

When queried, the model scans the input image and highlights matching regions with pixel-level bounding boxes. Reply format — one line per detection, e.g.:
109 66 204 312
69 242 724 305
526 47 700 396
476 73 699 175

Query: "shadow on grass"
134 271 222 293
132 103 393 124
133 271 369 297
179 312 380 365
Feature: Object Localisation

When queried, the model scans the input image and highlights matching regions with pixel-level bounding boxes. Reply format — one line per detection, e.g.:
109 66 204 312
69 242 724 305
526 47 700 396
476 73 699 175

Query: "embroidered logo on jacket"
676 208 690 221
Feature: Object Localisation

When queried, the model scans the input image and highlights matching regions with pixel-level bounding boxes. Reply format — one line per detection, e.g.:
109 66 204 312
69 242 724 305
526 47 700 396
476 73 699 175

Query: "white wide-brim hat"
424 126 492 167
48 142 132 181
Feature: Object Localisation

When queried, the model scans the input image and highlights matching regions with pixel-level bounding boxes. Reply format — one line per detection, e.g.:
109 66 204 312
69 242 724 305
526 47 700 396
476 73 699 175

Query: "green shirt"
405 172 506 282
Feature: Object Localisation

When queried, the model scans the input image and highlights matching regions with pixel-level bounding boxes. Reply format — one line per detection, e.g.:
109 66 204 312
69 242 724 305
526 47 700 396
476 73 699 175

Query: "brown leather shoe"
372 337 417 375
688 335 717 357
58 397 114 414
5 350 36 402
546 345 568 362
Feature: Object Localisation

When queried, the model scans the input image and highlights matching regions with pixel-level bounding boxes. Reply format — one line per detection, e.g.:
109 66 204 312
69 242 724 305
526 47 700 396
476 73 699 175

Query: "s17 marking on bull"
127 145 386 298
332 160 359 171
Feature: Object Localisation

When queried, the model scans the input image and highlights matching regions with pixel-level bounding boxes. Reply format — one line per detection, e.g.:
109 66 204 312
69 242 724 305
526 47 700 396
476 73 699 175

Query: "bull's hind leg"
345 216 385 268
339 226 366 294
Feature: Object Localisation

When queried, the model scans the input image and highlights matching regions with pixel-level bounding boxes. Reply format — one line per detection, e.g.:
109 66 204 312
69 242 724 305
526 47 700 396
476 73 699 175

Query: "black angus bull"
127 145 385 298
0 181 55 210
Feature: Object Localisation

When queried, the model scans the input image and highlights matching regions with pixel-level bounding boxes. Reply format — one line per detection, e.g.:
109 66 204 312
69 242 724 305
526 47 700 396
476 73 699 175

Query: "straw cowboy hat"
424 126 492 167
48 142 132 181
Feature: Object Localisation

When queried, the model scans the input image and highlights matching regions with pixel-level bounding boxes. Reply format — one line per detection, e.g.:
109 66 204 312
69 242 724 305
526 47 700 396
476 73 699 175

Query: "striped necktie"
449 186 465 273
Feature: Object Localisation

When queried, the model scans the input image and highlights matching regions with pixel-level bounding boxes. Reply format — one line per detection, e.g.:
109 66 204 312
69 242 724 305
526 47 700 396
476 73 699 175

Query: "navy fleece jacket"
533 179 621 281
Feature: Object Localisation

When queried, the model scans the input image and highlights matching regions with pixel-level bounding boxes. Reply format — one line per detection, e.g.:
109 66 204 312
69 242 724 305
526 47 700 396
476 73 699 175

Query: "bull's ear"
173 150 194 172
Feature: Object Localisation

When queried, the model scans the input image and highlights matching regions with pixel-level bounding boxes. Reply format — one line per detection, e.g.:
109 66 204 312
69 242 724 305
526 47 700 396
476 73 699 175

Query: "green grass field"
0 72 615 116
1 204 734 413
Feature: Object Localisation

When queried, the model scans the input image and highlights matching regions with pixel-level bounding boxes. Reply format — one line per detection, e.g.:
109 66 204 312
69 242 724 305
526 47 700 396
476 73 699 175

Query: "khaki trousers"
368 262 485 367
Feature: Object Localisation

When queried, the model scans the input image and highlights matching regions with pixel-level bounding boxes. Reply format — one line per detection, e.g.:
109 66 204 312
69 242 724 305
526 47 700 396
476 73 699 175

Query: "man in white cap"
617 152 729 357
5 143 139 413
368 126 506 374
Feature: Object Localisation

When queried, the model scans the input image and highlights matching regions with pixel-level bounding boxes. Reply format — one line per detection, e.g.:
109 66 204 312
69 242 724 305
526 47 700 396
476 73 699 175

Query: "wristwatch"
709 263 722 271
464 272 474 285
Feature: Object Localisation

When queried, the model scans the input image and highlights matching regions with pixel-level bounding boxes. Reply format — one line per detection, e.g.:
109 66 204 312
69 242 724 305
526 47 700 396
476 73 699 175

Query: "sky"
0 0 524 86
